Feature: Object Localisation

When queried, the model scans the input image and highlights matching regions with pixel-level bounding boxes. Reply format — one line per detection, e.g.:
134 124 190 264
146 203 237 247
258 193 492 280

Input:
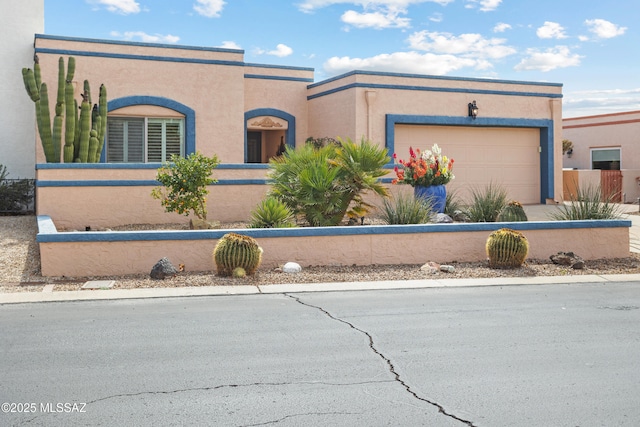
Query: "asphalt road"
1 282 639 426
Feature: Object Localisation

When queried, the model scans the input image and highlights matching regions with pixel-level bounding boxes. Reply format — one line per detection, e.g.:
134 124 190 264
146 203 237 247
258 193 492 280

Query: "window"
591 148 621 170
107 117 184 163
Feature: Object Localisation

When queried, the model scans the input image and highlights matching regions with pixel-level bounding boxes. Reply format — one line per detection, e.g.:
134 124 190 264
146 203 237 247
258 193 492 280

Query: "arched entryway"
244 108 295 163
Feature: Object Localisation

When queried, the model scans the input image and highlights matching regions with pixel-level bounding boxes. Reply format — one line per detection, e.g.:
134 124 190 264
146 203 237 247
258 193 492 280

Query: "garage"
394 124 541 204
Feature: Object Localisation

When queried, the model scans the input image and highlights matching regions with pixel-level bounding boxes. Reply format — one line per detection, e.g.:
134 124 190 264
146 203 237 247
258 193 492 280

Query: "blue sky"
44 0 638 117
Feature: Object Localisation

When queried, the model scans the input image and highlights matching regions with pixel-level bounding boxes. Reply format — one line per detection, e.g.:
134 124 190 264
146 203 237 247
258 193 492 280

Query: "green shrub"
466 182 509 222
249 196 296 228
549 183 623 220
0 165 35 214
269 137 389 226
378 191 433 225
443 188 463 217
151 152 219 220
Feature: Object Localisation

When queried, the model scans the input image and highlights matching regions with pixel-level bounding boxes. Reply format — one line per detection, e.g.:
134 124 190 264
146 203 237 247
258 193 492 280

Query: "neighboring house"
563 111 640 203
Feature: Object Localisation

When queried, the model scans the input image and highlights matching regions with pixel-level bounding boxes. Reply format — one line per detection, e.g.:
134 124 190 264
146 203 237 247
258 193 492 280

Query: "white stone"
82 280 115 290
282 262 302 273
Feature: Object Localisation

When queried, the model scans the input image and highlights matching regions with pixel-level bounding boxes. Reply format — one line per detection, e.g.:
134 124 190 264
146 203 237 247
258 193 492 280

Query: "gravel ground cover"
2 215 639 293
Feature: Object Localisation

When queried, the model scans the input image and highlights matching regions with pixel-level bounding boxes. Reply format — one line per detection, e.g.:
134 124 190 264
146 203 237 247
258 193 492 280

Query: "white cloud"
324 51 476 76
262 44 294 57
585 19 626 39
429 13 443 23
563 88 640 117
297 0 453 14
514 46 582 72
536 21 567 39
408 30 516 59
218 41 241 49
110 31 180 44
90 0 140 14
341 9 410 29
465 0 502 12
193 0 225 18
493 22 511 33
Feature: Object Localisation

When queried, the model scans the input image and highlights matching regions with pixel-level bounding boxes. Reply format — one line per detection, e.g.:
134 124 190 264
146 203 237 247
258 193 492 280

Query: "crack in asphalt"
286 293 476 426
83 379 393 405
241 411 361 426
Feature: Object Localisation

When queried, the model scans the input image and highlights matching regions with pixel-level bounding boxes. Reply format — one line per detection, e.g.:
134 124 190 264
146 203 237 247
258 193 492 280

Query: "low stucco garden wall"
37 215 631 277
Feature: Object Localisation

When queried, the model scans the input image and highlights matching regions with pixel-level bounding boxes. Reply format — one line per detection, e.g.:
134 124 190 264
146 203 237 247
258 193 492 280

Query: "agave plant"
549 183 623 220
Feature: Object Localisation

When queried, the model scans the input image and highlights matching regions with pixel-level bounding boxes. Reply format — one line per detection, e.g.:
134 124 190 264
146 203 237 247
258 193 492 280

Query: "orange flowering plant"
392 144 455 186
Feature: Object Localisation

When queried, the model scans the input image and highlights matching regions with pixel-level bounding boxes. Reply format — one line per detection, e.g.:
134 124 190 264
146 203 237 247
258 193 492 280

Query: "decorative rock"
150 257 178 280
452 210 470 222
440 264 455 273
435 213 453 223
550 251 585 269
420 261 440 274
282 262 302 273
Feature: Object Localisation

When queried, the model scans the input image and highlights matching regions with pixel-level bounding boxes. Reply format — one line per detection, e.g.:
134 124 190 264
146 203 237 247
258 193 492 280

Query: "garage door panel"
394 125 540 204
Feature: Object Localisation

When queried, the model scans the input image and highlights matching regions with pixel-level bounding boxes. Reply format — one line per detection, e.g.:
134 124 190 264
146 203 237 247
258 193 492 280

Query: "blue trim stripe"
36 215 630 244
36 163 271 170
36 33 244 54
36 179 270 187
35 47 245 67
385 114 555 203
308 70 563 89
244 74 314 83
308 82 563 100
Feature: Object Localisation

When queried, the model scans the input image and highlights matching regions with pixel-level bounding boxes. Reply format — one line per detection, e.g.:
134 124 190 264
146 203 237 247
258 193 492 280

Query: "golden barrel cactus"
213 233 263 276
486 228 529 269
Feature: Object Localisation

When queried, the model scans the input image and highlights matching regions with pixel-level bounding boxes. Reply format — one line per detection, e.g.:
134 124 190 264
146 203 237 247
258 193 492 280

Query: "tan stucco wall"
308 72 564 203
38 221 630 277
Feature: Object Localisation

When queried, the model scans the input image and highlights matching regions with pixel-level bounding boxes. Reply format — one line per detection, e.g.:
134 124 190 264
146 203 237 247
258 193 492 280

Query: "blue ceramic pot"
414 184 446 214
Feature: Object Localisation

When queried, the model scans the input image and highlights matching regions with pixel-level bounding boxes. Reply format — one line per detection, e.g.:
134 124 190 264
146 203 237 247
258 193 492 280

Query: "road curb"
2 274 640 304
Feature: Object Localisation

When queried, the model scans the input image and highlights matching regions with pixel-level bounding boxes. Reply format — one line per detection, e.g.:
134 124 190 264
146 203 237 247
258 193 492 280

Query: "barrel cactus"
496 201 528 222
213 233 263 276
486 228 529 269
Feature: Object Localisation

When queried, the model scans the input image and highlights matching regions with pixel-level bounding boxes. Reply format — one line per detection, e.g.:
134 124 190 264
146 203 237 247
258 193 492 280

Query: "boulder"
440 264 455 273
420 261 440 274
435 213 453 223
150 257 178 280
283 262 302 273
550 251 585 269
189 218 220 230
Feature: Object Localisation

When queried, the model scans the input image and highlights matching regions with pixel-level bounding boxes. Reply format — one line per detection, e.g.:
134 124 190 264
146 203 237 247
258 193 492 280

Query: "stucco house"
562 111 640 203
32 33 563 227
4 2 566 229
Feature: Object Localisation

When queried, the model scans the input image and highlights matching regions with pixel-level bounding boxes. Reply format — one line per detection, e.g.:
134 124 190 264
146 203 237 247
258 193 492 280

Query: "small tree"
151 152 219 220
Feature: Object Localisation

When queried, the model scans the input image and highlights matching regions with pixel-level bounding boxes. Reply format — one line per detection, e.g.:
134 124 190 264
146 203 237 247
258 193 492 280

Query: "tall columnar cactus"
486 228 530 269
213 233 263 276
496 201 528 222
22 55 107 163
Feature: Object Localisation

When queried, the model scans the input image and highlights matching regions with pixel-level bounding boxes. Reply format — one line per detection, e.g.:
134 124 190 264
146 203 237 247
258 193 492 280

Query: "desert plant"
443 188 463 217
496 201 528 222
269 137 389 226
548 183 623 220
466 182 509 222
378 191 434 224
213 233 263 276
249 196 296 228
0 165 35 213
486 228 529 269
22 56 107 163
151 152 219 220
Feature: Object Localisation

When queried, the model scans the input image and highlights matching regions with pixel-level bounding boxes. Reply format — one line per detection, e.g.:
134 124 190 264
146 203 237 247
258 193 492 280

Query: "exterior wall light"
468 100 478 119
